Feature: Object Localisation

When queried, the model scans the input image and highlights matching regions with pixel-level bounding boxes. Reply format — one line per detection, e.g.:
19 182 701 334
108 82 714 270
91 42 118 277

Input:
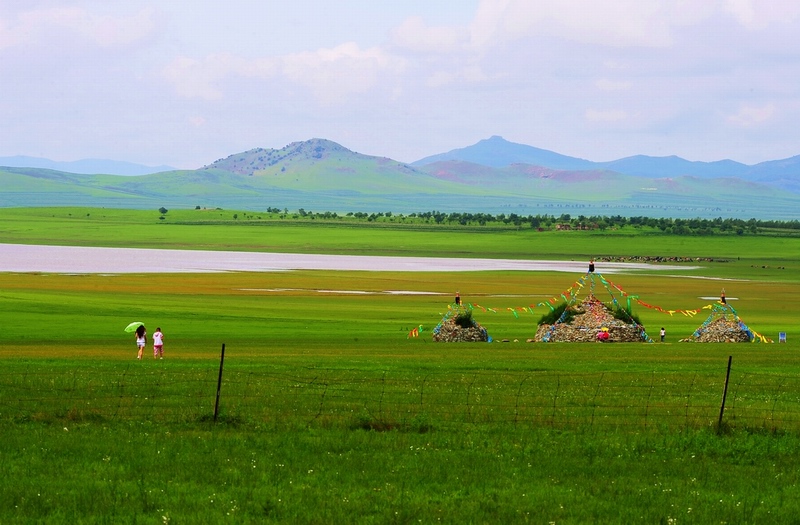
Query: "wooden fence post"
717 355 732 433
214 343 226 422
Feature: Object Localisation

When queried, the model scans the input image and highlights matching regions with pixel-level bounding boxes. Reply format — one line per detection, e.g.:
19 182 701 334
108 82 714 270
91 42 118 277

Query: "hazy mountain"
745 155 800 193
597 155 749 179
3 138 800 219
0 155 174 176
412 136 799 190
412 135 596 170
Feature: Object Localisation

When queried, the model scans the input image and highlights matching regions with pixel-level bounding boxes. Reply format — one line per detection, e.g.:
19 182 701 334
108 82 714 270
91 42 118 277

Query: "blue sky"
2 1 799 168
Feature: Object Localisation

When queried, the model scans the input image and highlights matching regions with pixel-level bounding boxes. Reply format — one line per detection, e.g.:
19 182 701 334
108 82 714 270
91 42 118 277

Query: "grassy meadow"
1 207 800 523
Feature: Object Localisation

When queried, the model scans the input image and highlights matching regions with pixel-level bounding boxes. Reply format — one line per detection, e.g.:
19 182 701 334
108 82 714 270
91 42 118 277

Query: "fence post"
717 355 732 433
214 343 226 422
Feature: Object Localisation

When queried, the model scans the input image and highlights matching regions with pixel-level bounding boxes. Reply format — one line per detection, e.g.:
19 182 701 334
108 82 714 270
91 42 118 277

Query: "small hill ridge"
203 138 359 175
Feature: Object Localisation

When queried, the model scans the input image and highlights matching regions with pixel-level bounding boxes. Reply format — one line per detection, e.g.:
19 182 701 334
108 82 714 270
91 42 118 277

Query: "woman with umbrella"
135 324 147 360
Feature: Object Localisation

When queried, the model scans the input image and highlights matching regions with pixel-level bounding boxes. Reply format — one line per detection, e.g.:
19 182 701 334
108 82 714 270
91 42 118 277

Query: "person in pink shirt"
153 327 164 359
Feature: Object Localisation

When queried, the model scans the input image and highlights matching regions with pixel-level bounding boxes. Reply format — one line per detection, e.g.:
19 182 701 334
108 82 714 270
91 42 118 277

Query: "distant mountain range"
413 136 800 192
2 137 800 219
0 155 174 176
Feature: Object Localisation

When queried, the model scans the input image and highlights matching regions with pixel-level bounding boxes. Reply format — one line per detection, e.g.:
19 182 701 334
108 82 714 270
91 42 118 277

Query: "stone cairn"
680 312 753 343
535 295 648 343
433 307 490 343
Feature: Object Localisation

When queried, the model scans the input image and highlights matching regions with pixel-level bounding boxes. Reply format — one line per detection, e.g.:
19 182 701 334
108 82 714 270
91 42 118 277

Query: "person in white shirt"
153 327 164 359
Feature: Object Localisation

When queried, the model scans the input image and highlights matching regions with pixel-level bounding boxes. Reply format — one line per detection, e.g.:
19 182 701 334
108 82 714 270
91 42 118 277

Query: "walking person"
135 324 147 360
153 327 164 359
660 327 666 342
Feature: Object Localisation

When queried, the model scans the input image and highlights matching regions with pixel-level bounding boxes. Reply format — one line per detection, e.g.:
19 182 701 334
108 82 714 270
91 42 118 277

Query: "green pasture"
2 210 800 523
2 268 797 358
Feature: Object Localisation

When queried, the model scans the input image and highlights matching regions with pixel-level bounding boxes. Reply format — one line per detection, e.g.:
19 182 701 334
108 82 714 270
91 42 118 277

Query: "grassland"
1 207 800 523
3 206 800 266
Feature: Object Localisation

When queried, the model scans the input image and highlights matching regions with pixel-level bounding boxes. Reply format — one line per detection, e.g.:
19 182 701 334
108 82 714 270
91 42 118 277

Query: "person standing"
660 327 666 342
589 259 595 273
135 324 147 360
455 291 461 306
153 327 164 359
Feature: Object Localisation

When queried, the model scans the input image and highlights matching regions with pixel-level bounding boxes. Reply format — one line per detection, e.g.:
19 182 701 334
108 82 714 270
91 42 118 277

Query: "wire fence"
2 360 799 433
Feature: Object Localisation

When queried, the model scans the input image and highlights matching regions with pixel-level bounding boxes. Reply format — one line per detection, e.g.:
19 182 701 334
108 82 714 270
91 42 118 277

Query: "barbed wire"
1 365 798 432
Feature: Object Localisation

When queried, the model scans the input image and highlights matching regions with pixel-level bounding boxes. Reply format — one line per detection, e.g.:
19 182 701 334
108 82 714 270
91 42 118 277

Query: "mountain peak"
412 136 594 170
204 138 357 175
285 138 351 157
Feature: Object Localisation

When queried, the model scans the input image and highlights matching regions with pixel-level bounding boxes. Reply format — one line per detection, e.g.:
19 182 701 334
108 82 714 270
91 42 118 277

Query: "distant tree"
158 207 168 215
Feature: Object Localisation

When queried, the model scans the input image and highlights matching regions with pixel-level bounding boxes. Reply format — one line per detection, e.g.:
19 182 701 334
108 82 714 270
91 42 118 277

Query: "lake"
0 243 696 274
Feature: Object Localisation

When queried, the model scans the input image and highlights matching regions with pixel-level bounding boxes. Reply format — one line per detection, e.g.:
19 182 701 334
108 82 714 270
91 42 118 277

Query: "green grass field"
1 208 799 523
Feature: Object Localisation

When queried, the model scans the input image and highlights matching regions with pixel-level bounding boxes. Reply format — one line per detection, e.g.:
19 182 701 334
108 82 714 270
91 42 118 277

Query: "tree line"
341 211 800 235
206 207 800 236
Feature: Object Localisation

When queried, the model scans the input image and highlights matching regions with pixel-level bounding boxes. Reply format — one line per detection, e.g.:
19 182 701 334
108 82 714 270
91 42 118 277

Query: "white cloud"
469 0 679 49
726 104 775 127
281 42 406 105
723 0 800 30
462 65 488 82
595 78 631 91
163 54 277 100
391 15 469 53
164 42 404 106
585 108 629 123
0 6 156 50
427 70 455 88
465 0 800 51
5 2 800 167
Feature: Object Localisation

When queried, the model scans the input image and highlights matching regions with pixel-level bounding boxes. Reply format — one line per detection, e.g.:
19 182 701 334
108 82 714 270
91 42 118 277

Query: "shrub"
454 309 474 328
537 302 574 325
611 304 642 325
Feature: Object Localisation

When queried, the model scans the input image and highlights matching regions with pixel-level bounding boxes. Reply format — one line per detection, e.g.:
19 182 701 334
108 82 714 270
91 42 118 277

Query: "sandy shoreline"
0 243 699 274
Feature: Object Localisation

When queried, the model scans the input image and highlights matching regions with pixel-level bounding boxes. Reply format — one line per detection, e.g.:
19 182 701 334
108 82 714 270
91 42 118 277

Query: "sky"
2 0 800 169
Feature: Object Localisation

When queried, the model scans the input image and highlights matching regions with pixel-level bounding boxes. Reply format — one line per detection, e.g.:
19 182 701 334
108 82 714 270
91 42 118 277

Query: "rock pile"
535 295 647 343
433 310 490 343
680 317 752 343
